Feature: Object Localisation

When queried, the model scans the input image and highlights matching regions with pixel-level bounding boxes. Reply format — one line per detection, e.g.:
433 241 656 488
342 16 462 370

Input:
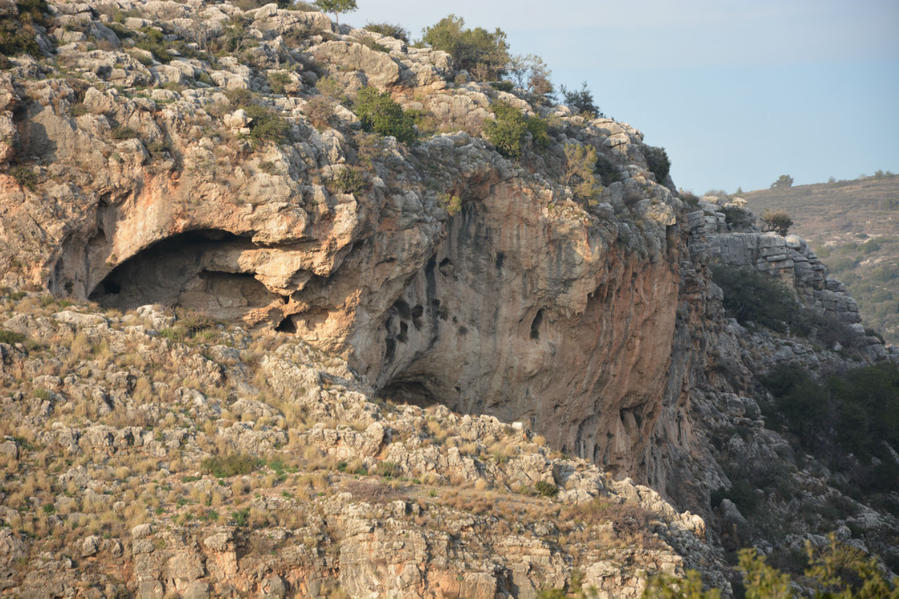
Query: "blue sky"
345 1 899 193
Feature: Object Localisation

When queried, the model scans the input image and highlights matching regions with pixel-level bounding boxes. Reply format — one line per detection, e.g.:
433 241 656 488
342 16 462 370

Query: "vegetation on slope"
744 175 899 345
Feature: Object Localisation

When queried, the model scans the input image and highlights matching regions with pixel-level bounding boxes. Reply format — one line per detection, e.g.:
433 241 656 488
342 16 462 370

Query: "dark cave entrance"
89 229 282 321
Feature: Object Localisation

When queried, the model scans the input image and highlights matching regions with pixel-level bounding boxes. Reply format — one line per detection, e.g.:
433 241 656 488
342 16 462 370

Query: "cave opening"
88 229 280 321
379 379 440 408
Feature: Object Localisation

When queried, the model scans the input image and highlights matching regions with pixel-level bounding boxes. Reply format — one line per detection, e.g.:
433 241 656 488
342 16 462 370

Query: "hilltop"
744 175 899 345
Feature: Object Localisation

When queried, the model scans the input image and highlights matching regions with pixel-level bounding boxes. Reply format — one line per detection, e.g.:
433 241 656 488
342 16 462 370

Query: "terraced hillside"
744 175 899 345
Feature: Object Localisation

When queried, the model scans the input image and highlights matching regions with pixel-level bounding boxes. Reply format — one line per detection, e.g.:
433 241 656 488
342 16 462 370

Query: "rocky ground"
0 292 724 597
0 1 897 597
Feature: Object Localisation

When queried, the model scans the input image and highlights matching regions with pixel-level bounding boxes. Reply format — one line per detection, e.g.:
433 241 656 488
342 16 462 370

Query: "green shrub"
560 82 601 117
761 210 794 236
230 508 250 527
364 22 409 42
489 80 514 92
535 480 558 497
356 36 389 53
9 166 38 191
375 461 400 478
330 168 367 194
438 193 462 216
353 87 416 143
110 126 139 140
136 27 172 63
243 103 290 146
421 14 509 80
722 205 754 230
647 536 898 598
563 143 601 204
486 104 549 157
267 71 292 94
0 329 26 345
643 145 670 183
201 454 262 478
596 154 622 185
710 265 799 332
680 190 700 208
0 0 52 59
761 362 899 495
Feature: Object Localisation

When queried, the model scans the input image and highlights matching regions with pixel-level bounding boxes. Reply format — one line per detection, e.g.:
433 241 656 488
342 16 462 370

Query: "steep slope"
744 176 899 345
0 1 897 597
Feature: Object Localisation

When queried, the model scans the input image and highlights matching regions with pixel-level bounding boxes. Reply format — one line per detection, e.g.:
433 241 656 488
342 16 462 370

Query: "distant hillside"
744 175 899 345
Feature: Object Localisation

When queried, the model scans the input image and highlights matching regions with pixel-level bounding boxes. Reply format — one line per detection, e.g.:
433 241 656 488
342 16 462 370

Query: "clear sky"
344 1 899 193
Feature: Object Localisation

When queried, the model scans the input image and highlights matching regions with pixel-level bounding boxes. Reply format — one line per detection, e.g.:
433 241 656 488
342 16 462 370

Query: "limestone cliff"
0 0 896 597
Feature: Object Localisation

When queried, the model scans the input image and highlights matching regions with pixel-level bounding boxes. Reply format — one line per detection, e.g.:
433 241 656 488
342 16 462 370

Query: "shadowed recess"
89 229 280 320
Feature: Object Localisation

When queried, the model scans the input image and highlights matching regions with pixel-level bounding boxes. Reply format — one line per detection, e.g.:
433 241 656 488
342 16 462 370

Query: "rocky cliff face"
0 1 896 597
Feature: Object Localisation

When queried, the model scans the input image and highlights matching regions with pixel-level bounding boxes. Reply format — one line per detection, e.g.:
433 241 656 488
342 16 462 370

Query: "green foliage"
535 480 558 497
761 362 899 496
506 53 554 102
0 0 52 60
9 166 38 191
201 454 263 478
485 102 548 159
771 174 794 189
244 104 290 145
267 71 292 94
762 210 794 236
110 126 139 140
644 145 671 183
363 22 409 42
563 143 601 204
649 537 899 598
313 0 357 24
722 205 754 230
438 193 462 216
230 508 250 527
560 82 601 117
485 101 526 158
710 265 799 332
136 27 172 63
596 154 622 185
738 549 794 599
421 15 509 80
375 461 400 478
353 87 416 143
680 190 700 208
330 168 368 194
0 329 26 345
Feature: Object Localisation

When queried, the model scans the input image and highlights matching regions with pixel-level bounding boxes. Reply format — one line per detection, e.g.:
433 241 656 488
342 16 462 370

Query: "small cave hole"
530 309 544 340
495 252 505 269
397 321 408 343
438 257 454 277
276 316 297 334
393 298 411 319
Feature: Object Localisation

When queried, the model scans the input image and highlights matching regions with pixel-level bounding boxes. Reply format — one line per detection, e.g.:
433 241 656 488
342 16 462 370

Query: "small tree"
560 82 601 118
313 0 357 25
644 145 671 183
770 174 793 189
421 15 509 80
761 210 793 236
564 143 601 204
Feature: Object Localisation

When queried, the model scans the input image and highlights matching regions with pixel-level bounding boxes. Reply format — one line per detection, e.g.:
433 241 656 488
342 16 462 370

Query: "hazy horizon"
344 0 899 194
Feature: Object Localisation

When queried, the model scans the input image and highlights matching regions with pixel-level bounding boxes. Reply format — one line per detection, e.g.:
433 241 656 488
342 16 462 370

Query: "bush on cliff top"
421 14 509 81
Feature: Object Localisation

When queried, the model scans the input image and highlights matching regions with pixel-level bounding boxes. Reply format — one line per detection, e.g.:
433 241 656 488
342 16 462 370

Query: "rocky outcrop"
0 1 896 596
